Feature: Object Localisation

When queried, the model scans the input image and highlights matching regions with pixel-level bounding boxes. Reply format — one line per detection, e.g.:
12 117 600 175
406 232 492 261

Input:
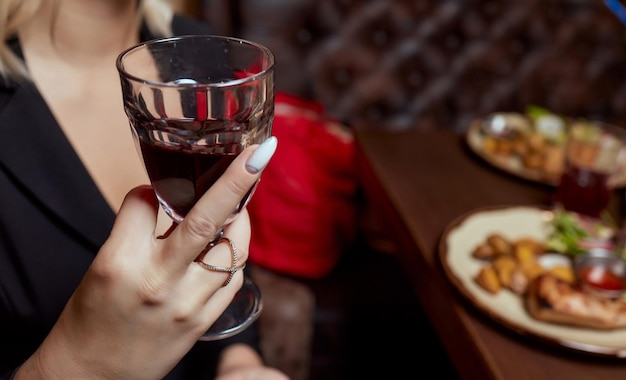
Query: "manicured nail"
246 136 277 173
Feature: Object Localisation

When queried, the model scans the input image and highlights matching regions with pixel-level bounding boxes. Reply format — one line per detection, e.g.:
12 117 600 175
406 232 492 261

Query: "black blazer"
0 15 258 379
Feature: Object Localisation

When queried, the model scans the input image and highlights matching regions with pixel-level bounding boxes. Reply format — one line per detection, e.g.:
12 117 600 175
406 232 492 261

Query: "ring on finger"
195 237 245 287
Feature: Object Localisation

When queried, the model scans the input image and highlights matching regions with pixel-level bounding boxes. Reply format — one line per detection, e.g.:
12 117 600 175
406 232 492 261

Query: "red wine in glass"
134 118 260 223
553 166 611 218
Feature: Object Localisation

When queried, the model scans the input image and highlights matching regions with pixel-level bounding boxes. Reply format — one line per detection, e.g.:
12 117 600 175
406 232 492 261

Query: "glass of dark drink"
116 35 274 340
553 121 626 219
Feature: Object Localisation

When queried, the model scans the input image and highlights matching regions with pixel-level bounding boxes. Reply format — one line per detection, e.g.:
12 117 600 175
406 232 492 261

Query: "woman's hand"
215 344 290 380
16 138 277 380
216 366 290 380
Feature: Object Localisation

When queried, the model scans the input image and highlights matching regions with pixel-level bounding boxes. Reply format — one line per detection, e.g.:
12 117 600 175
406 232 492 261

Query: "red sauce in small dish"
579 266 626 291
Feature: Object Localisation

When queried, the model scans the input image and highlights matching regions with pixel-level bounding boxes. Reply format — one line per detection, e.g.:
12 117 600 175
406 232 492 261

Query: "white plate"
465 119 560 186
466 116 626 188
439 205 626 358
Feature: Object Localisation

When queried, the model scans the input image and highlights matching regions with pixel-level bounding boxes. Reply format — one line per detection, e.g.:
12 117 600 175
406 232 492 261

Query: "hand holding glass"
116 35 274 340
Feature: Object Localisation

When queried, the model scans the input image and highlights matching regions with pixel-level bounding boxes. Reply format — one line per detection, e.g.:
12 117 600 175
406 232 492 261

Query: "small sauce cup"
574 249 626 298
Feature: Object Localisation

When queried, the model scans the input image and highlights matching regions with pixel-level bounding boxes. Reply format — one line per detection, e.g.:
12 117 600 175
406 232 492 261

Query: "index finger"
164 136 277 265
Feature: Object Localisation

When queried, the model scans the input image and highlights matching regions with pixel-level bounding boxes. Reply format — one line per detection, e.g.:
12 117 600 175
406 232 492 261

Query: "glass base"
198 276 263 341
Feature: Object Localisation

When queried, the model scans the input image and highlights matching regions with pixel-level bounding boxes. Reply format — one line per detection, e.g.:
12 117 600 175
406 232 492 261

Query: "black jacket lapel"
0 15 211 249
0 81 115 249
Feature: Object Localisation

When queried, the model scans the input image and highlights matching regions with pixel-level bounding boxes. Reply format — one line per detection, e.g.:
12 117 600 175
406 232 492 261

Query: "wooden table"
354 128 626 380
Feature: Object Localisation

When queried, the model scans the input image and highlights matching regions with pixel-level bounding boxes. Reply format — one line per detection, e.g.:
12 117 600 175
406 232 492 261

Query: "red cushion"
247 92 358 279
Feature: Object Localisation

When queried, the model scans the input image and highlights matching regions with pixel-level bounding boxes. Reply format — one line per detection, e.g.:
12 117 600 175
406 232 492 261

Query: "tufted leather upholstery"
200 0 626 132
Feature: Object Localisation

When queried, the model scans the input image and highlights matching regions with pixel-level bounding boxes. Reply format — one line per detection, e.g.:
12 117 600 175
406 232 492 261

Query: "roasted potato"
493 256 517 288
548 265 575 283
475 266 501 294
472 243 496 260
486 233 513 257
472 235 570 296
522 151 544 170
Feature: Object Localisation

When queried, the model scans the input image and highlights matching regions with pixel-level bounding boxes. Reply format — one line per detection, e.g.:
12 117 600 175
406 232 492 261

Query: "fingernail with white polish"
246 136 278 173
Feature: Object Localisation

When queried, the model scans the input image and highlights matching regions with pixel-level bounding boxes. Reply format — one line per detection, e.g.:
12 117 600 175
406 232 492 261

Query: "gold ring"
195 237 245 287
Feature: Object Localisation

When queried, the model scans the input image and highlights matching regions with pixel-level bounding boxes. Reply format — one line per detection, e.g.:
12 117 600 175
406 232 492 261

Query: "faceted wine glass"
116 35 274 340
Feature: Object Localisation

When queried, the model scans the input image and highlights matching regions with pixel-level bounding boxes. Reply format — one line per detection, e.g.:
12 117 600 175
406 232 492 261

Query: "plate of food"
439 205 626 358
465 107 564 186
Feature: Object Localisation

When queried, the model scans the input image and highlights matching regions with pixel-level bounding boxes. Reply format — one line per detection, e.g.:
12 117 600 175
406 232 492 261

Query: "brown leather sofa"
176 0 626 379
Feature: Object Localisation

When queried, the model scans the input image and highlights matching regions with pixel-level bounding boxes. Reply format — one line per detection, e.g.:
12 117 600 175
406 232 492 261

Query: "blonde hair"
0 0 174 82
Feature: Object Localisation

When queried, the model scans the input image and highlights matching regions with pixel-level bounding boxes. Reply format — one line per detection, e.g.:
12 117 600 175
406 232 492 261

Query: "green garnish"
545 210 590 255
545 208 616 256
525 105 554 122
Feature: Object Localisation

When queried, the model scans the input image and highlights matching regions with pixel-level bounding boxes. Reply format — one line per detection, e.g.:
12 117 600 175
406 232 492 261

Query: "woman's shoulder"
172 14 215 36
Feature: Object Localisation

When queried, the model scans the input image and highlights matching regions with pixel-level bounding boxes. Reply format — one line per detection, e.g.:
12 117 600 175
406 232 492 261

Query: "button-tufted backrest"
199 0 626 132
